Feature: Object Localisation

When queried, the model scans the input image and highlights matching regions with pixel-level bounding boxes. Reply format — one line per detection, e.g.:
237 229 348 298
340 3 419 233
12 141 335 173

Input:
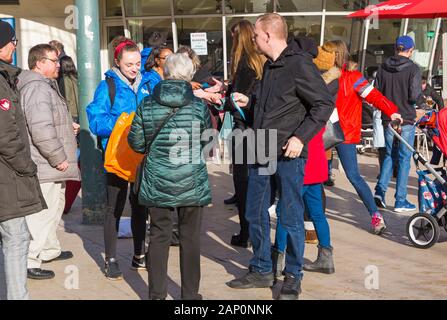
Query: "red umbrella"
348 0 447 19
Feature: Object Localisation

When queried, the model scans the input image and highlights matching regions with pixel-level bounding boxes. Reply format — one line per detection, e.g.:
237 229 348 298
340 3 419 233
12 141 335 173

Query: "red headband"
114 40 137 60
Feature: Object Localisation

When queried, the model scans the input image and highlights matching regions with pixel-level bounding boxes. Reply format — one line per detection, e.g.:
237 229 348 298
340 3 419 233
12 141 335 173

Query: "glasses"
42 57 60 64
11 39 18 46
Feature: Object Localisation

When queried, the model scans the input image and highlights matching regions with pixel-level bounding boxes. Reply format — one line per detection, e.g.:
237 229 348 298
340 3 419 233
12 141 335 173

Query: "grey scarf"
112 66 142 94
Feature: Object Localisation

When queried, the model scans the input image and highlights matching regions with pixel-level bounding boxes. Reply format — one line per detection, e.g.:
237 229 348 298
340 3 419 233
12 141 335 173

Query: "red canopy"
348 0 447 19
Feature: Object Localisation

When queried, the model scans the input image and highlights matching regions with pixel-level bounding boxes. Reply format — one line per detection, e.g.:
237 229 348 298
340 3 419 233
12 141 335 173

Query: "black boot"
303 246 335 274
271 247 285 278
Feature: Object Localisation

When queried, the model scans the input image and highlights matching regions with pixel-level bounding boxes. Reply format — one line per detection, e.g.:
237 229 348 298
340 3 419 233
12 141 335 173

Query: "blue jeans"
0 217 30 300
246 158 306 279
275 184 331 251
336 143 378 216
376 124 415 204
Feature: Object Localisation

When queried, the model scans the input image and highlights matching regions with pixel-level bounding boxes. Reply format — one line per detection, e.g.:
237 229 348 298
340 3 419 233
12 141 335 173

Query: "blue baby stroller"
389 110 447 249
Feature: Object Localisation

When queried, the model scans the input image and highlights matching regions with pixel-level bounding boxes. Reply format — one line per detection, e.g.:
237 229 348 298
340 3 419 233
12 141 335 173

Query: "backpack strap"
97 77 117 156
106 77 116 109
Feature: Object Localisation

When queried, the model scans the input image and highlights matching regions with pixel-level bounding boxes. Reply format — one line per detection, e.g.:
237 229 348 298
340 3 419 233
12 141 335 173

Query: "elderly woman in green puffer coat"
128 52 212 300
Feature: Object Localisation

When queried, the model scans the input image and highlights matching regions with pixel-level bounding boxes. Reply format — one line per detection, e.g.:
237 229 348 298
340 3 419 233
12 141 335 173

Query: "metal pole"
428 18 442 80
76 0 108 225
170 0 178 51
222 15 228 81
120 0 131 38
403 18 409 35
361 18 371 73
320 0 327 46
443 32 447 99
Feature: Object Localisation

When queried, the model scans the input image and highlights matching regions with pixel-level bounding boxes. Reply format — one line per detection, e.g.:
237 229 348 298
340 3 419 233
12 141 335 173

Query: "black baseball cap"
0 20 16 49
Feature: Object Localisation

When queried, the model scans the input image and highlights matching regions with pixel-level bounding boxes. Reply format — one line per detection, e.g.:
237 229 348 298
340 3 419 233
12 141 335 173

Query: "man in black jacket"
0 21 46 300
226 14 334 300
374 36 422 213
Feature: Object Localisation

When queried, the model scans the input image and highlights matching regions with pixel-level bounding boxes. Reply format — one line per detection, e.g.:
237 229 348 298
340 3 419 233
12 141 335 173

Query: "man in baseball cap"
374 34 422 213
0 20 47 299
395 35 415 52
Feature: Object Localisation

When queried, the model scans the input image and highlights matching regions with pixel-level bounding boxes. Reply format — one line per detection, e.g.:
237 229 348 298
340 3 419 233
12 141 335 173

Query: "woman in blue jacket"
87 38 153 280
143 45 173 94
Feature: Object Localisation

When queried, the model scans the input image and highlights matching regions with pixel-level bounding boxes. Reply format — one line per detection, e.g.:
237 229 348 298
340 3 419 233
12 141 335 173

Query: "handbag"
133 107 180 195
323 108 345 150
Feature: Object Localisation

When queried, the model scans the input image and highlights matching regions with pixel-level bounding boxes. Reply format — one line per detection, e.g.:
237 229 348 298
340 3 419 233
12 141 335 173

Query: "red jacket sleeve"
353 75 398 117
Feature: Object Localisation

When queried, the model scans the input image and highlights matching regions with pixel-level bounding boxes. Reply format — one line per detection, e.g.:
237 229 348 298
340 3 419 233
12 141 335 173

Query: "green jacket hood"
153 80 194 108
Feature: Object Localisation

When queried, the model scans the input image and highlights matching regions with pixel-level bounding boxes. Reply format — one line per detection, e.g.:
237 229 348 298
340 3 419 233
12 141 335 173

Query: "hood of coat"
0 59 21 80
140 47 152 73
322 66 341 85
152 80 194 108
17 70 58 92
289 36 318 58
382 55 414 73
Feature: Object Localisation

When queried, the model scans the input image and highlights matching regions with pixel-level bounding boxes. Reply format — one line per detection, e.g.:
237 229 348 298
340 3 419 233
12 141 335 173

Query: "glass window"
325 0 368 11
276 0 323 12
230 0 274 14
123 0 171 17
127 19 173 49
407 19 439 71
323 16 363 59
174 0 219 15
176 18 224 78
106 26 125 68
285 16 322 44
106 0 122 17
365 19 402 73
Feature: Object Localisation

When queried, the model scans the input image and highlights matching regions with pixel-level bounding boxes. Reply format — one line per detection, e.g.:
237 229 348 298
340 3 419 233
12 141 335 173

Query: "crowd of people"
0 11 435 300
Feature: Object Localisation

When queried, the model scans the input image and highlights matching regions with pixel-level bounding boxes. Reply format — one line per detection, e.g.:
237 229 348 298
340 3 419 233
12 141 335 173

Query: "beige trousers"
26 182 66 269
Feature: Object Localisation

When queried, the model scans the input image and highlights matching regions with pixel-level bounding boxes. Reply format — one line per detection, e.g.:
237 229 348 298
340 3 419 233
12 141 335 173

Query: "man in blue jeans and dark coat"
374 36 422 213
226 13 334 300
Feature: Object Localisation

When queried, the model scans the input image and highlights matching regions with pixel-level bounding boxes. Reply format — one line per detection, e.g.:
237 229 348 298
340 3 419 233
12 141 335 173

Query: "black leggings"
104 173 148 259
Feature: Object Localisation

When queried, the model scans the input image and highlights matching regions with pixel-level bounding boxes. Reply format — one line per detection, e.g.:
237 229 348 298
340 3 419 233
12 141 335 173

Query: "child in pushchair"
389 109 447 248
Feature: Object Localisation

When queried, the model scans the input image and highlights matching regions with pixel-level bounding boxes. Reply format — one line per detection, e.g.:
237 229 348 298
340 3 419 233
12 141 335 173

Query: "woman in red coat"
325 40 401 235
273 128 334 275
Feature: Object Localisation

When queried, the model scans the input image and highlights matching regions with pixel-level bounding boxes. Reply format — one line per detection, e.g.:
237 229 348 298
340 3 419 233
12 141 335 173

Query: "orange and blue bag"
104 112 143 182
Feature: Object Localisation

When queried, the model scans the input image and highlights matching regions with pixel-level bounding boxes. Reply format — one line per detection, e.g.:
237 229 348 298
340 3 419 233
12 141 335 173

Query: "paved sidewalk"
1 153 447 300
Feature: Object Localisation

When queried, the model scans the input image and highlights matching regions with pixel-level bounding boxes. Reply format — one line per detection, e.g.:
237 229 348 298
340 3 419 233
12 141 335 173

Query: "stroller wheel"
406 213 440 249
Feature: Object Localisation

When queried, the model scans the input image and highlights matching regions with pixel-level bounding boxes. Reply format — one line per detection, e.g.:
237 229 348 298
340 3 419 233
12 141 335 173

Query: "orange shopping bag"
104 112 144 182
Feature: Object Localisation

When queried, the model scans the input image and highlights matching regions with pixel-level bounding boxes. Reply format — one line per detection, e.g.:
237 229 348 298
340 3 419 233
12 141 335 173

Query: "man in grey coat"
0 21 47 299
18 44 80 280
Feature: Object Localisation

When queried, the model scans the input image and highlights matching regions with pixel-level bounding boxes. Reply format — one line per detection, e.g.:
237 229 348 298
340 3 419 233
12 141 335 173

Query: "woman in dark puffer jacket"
128 53 212 300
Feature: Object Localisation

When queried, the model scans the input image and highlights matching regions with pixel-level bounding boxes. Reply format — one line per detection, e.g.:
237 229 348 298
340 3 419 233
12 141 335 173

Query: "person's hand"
390 113 402 123
232 92 249 107
204 77 224 93
208 93 222 105
191 82 202 90
282 136 304 159
56 161 69 172
73 122 80 135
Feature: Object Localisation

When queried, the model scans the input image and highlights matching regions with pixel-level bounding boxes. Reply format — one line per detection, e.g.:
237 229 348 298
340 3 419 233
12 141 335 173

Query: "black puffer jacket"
376 55 422 124
251 41 334 159
0 60 46 222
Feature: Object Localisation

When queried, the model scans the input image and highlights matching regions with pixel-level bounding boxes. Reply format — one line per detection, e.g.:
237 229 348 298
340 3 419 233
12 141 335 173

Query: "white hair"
163 53 195 82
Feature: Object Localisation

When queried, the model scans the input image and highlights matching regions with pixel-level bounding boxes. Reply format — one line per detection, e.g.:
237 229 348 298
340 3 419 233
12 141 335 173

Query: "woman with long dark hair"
226 20 266 248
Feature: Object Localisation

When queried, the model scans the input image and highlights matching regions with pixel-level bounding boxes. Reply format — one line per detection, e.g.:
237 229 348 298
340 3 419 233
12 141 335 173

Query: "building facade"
1 0 446 97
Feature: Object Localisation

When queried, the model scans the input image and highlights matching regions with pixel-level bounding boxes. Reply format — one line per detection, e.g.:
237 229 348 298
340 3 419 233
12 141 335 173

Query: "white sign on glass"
190 32 208 56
